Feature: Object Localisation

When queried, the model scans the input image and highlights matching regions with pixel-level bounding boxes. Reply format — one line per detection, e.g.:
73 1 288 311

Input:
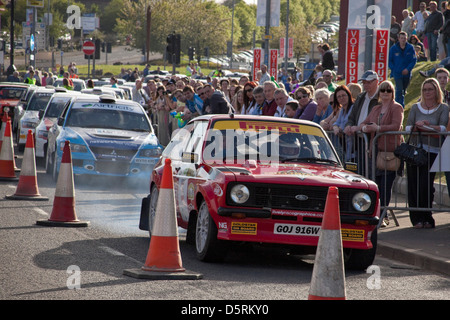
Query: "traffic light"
95 39 101 59
166 34 174 56
204 47 209 57
106 42 112 54
173 34 181 64
57 39 62 50
188 47 196 61
101 42 105 52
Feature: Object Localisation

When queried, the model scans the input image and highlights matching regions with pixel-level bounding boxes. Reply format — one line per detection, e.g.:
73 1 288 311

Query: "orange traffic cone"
0 119 18 181
123 158 202 280
6 130 49 201
308 186 346 300
36 141 89 227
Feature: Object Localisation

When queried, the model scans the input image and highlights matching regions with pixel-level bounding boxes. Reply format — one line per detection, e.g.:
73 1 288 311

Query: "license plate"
274 223 321 236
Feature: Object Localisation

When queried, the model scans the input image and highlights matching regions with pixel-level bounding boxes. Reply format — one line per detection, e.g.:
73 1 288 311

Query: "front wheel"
195 200 227 262
344 228 378 270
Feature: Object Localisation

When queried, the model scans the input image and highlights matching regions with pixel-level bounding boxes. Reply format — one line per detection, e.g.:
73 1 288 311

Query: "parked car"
139 115 380 270
52 78 86 91
35 91 85 159
15 87 57 151
0 83 34 127
46 95 163 181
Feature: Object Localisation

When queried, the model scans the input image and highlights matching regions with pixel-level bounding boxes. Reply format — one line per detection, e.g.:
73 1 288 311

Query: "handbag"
376 151 400 171
393 127 428 167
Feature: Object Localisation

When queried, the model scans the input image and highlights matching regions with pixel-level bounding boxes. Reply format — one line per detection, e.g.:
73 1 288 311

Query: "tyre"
344 228 378 270
148 184 159 237
195 200 227 262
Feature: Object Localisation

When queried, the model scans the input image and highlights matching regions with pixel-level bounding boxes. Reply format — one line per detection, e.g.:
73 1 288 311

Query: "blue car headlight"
60 141 88 153
139 147 162 157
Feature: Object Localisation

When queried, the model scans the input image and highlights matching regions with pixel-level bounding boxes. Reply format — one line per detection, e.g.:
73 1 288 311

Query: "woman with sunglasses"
332 85 354 162
404 78 449 228
357 81 404 225
241 81 258 114
293 87 317 120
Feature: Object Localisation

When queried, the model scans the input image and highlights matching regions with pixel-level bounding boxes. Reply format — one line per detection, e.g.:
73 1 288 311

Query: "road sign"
82 41 95 55
30 34 35 52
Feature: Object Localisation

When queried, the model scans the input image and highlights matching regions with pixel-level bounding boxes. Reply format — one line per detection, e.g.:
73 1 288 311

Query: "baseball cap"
359 70 379 82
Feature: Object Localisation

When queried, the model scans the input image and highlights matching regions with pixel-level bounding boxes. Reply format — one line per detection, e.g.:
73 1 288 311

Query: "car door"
172 121 208 222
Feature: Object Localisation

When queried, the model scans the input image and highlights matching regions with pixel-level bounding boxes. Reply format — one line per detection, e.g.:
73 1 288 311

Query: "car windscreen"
204 119 340 164
64 102 151 132
45 97 71 118
26 93 54 111
0 87 27 99
53 80 84 91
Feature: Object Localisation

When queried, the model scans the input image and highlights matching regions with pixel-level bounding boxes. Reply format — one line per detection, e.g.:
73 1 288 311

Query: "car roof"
70 94 139 105
191 114 323 128
0 82 32 88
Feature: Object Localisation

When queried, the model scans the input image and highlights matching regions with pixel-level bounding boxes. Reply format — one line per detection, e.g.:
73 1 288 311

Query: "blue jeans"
394 76 410 107
427 32 439 61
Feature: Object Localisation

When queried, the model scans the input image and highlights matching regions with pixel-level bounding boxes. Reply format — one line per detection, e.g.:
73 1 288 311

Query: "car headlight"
352 192 372 212
60 141 88 153
230 184 250 204
22 121 37 129
37 130 48 140
139 147 162 157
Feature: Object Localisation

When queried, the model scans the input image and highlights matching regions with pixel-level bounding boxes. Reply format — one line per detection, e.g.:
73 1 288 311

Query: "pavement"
377 208 450 277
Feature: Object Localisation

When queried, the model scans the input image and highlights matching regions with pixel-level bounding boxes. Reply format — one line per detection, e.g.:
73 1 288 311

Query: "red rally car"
0 83 31 125
139 114 380 270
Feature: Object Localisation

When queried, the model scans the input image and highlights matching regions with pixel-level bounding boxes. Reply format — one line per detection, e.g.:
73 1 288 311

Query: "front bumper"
215 206 378 250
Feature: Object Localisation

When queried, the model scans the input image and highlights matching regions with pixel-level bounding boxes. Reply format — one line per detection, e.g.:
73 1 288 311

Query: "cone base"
0 176 18 181
123 268 202 280
5 194 49 201
141 265 186 273
36 219 90 228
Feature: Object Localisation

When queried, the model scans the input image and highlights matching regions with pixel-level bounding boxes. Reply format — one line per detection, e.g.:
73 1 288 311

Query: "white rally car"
46 94 163 181
35 91 87 159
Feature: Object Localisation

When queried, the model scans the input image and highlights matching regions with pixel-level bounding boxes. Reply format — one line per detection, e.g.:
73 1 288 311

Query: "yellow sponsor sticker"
231 222 257 235
341 229 365 242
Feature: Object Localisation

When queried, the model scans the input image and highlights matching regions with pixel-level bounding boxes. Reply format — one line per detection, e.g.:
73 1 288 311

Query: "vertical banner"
346 0 392 84
374 29 389 82
346 29 360 84
269 49 278 81
288 38 294 58
280 38 285 59
253 48 262 81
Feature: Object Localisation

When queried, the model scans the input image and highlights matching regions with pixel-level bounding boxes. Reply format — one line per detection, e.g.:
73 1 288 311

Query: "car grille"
227 183 376 215
89 146 137 159
95 161 130 175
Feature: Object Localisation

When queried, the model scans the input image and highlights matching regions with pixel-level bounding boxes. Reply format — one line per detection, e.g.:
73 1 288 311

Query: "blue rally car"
46 94 163 180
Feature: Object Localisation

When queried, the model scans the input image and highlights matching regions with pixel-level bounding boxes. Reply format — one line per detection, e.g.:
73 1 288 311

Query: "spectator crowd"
3 1 450 230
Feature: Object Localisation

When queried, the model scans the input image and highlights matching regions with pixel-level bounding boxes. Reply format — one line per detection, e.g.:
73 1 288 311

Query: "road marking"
98 246 125 256
33 208 49 217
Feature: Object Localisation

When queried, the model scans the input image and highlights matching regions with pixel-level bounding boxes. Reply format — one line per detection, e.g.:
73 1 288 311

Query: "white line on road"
98 246 126 256
33 208 49 217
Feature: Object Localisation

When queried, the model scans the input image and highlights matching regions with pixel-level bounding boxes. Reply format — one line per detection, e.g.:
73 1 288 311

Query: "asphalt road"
1 149 449 307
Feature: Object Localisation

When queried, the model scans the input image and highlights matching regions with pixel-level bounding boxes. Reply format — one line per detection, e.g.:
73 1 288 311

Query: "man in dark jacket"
425 1 444 61
389 31 417 107
320 43 335 71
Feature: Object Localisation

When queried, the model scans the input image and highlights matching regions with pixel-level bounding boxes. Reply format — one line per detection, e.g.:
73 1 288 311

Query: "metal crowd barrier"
326 130 450 228
371 131 450 227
